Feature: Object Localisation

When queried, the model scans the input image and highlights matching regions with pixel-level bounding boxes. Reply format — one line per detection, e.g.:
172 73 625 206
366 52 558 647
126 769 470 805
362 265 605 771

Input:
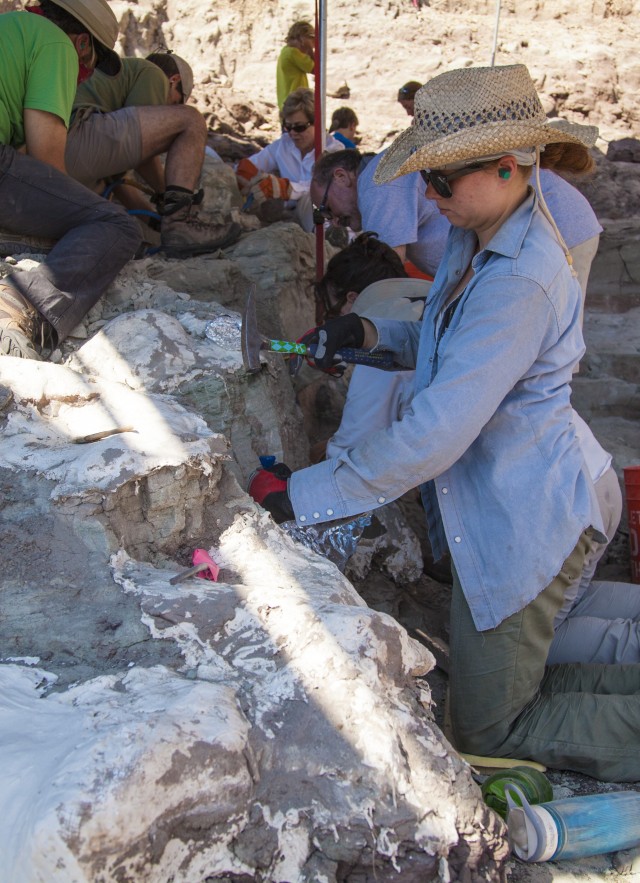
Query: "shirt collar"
480 188 537 261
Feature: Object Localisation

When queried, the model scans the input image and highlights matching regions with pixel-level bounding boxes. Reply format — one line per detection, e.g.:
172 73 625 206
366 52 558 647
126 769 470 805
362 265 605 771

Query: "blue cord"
127 209 162 221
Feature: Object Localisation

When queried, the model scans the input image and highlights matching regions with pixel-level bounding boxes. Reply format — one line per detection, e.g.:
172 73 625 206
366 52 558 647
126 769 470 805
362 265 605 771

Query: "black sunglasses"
312 179 333 225
419 163 485 198
284 121 312 133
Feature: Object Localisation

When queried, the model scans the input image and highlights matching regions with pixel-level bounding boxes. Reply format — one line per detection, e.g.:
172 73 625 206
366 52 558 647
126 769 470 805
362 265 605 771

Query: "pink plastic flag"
192 548 219 581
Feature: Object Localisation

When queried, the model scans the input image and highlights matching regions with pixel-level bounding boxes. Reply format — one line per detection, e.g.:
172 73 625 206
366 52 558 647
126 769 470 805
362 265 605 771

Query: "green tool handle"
266 338 308 355
267 339 396 370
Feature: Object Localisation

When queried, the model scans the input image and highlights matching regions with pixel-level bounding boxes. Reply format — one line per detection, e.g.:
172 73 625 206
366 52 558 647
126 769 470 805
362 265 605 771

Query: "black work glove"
247 462 294 524
299 313 365 374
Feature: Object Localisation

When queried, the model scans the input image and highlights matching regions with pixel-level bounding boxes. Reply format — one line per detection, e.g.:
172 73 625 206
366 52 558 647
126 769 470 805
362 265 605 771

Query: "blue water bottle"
505 784 640 862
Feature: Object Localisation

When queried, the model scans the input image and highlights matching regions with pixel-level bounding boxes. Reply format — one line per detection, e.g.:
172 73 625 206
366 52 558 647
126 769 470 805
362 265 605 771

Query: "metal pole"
315 0 327 154
314 0 327 321
490 0 501 66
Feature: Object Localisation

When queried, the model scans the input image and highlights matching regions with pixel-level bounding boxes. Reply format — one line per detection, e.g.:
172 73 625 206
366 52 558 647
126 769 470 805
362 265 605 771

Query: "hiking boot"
0 283 43 360
160 206 241 258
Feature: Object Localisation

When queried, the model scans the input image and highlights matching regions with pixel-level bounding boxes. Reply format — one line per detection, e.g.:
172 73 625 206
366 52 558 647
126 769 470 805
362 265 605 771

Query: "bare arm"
392 243 407 263
362 318 378 349
23 109 68 173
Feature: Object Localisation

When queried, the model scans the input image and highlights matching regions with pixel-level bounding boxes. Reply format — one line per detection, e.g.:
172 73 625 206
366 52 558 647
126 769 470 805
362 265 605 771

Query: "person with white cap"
0 0 141 360
65 49 240 258
249 64 640 782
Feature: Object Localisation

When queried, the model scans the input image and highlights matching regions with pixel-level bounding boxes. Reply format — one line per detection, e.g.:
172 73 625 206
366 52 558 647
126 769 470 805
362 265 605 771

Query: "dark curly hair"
315 232 407 319
38 0 119 72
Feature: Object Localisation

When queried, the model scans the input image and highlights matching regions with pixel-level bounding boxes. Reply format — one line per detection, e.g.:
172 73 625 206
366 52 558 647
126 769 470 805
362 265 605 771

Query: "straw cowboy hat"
375 64 598 184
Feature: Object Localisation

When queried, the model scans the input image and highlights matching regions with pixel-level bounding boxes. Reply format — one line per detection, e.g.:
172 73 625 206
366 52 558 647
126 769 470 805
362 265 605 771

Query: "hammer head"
241 285 262 374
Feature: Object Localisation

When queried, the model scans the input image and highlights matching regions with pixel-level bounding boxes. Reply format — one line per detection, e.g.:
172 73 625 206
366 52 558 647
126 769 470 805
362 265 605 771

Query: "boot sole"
0 232 55 257
161 224 242 259
0 326 42 360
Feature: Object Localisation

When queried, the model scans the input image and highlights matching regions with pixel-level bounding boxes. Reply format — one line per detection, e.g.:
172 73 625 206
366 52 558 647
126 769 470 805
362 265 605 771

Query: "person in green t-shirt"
66 53 191 193
0 0 141 361
64 50 240 258
276 21 315 111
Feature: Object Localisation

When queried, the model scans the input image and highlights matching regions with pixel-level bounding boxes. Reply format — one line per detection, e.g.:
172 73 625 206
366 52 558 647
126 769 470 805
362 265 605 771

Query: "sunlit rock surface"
0 251 508 880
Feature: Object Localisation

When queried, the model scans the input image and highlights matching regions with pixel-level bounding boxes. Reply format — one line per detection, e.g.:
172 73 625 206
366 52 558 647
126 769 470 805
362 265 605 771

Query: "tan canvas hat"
375 64 599 184
353 278 433 322
171 54 194 101
51 0 118 48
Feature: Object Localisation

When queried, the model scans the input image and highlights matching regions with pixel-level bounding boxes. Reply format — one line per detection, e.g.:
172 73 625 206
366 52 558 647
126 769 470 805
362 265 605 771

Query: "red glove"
248 462 294 524
236 158 260 194
248 174 292 205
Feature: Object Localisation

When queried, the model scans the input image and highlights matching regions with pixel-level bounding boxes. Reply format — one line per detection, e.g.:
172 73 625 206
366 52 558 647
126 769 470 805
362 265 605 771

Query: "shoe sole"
0 327 42 360
161 224 242 259
0 234 55 257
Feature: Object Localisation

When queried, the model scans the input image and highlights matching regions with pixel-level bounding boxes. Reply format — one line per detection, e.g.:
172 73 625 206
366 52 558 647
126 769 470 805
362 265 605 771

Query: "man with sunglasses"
236 87 343 232
64 51 240 258
310 148 450 278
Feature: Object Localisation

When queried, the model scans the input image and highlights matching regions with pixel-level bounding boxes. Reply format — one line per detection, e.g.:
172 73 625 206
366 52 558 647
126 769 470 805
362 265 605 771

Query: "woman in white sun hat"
249 64 640 782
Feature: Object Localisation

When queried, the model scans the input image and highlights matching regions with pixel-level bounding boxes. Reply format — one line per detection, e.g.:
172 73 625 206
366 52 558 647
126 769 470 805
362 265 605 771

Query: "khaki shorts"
65 106 143 190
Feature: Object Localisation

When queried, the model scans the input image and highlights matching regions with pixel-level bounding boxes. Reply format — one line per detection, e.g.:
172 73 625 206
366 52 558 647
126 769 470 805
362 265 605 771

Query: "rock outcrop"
0 263 507 880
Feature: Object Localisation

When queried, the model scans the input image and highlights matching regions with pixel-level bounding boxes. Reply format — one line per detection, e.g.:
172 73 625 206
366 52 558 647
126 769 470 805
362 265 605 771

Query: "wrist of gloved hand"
299 313 365 373
248 463 294 524
236 158 260 194
249 174 292 205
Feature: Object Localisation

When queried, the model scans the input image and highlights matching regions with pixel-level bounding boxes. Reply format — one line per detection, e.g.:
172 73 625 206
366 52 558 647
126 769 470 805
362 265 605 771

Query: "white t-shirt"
250 132 344 200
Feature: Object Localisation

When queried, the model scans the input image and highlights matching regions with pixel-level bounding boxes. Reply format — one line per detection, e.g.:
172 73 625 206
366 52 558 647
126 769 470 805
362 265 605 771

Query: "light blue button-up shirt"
289 191 603 630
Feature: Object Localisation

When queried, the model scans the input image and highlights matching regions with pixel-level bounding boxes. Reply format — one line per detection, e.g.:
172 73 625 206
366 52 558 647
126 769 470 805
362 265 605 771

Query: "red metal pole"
314 0 325 324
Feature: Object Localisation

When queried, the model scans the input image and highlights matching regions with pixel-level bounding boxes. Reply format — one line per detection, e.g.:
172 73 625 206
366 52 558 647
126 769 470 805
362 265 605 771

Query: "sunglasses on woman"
419 163 485 198
283 121 312 133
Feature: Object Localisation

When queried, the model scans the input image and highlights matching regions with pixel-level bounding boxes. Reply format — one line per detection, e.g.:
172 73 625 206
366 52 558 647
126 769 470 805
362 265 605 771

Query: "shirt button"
454 536 461 543
300 515 307 522
377 496 386 504
313 512 320 519
326 508 334 516
441 487 448 494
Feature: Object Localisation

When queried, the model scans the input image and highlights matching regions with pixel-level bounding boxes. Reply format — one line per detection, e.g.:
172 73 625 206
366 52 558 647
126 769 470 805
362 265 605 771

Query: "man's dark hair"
38 0 86 35
38 0 119 73
312 148 361 185
315 232 407 318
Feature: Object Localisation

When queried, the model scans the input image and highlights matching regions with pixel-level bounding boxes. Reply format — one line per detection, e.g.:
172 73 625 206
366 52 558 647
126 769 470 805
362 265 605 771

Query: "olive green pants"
449 531 640 782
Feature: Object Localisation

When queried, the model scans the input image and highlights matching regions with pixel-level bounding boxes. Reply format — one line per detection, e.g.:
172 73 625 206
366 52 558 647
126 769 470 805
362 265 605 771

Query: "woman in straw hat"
248 64 640 782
